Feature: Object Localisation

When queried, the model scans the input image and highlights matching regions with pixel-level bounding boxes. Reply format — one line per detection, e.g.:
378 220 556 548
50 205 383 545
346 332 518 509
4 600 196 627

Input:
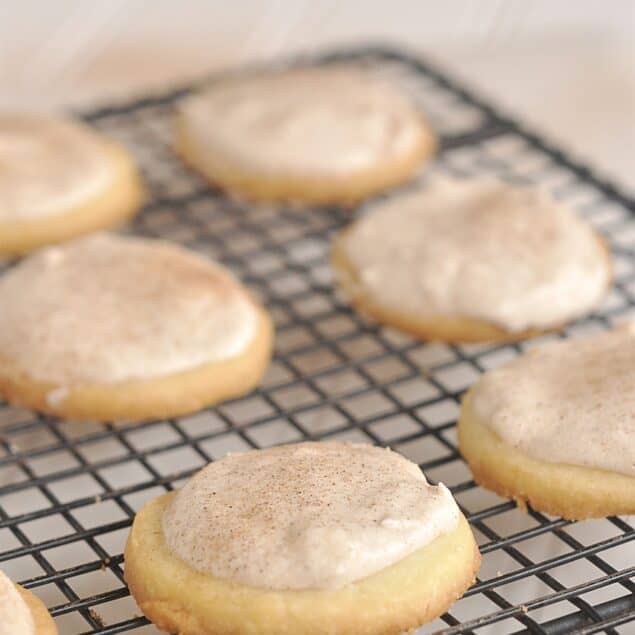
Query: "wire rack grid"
0 46 633 635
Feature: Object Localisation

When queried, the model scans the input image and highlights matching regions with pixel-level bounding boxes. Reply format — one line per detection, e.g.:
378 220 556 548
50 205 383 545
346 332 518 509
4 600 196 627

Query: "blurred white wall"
0 0 633 186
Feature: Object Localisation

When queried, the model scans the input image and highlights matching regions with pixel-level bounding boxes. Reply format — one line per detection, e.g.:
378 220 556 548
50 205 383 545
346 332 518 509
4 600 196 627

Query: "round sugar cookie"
0 569 58 635
0 233 273 422
332 177 612 342
458 324 635 519
125 442 480 635
0 112 144 255
175 65 436 204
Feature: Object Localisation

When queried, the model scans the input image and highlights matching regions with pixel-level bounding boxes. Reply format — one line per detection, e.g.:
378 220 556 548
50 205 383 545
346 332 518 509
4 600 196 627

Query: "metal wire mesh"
0 46 633 635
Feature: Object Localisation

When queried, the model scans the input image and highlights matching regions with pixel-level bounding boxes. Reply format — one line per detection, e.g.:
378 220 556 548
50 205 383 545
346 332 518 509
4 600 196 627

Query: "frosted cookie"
0 570 57 635
125 442 480 635
459 325 635 519
0 112 143 255
175 66 436 204
0 233 272 422
332 178 611 342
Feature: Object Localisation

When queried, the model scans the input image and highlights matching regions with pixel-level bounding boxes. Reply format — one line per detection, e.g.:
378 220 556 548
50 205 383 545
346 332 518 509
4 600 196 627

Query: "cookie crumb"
88 608 105 627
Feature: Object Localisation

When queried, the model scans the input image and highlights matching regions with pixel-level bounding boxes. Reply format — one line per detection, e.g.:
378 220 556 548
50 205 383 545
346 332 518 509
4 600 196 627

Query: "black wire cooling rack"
0 46 634 635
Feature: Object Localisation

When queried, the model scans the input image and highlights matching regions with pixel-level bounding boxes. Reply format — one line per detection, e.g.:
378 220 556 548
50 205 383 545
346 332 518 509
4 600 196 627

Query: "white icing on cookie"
162 442 460 590
0 570 34 635
180 66 429 177
339 178 610 332
0 234 258 384
0 113 112 220
471 324 635 476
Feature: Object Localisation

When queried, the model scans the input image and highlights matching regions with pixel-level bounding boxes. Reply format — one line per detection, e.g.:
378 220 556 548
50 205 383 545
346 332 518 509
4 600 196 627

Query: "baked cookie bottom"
0 140 144 256
124 492 480 635
17 584 58 635
458 391 635 520
331 235 609 344
174 116 436 206
0 306 273 423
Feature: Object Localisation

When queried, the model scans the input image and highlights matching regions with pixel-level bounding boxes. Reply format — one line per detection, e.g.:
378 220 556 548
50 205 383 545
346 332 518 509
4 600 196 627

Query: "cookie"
125 442 480 635
0 112 144 255
332 177 612 342
0 233 273 422
175 65 436 204
458 324 635 519
0 569 57 635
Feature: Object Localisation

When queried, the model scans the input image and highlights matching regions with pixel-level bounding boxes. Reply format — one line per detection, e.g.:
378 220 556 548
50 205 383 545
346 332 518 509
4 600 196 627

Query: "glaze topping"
180 66 430 178
471 324 635 476
0 113 111 220
339 178 610 332
162 442 460 590
0 234 258 384
0 570 34 635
